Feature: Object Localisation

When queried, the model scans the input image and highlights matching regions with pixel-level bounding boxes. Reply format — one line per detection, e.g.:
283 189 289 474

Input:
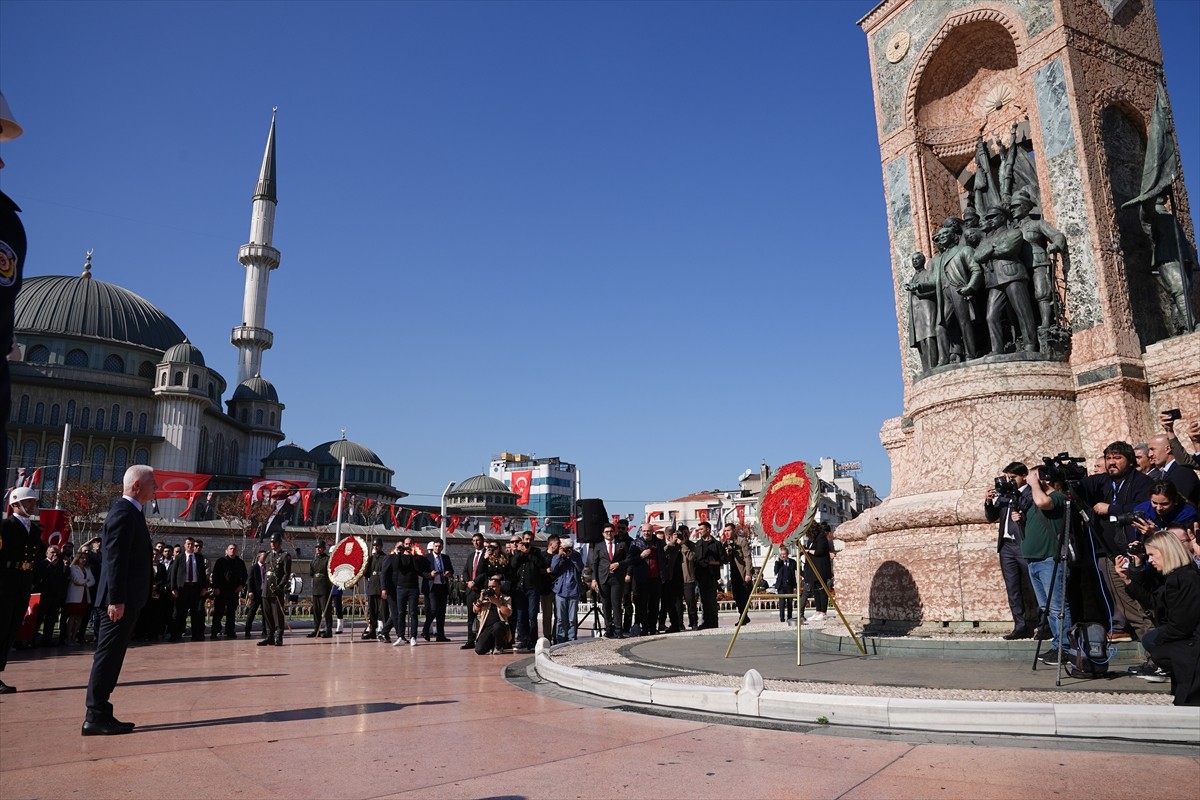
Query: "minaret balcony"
238 243 280 269
231 325 273 349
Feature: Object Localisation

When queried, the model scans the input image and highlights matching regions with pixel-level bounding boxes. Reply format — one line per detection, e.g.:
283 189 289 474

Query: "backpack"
1065 622 1111 678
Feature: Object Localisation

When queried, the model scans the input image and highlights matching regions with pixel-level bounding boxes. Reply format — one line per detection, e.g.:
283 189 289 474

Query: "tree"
55 479 120 544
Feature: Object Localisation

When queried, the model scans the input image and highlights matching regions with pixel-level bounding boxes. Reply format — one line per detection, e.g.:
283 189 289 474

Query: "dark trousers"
683 582 699 628
312 592 332 634
635 579 661 634
464 589 481 643
367 594 384 633
662 578 683 631
423 584 449 638
173 585 203 639
475 618 510 654
0 589 31 671
396 586 419 639
210 592 239 636
244 592 263 636
621 581 634 631
85 606 141 723
599 580 624 636
731 571 751 618
37 598 64 643
380 593 398 637
697 573 719 627
998 538 1031 631
515 588 539 646
263 591 284 641
779 595 794 621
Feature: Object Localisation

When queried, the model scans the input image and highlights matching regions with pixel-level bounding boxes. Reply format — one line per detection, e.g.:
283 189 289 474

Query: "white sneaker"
809 612 827 621
409 637 417 647
393 636 405 647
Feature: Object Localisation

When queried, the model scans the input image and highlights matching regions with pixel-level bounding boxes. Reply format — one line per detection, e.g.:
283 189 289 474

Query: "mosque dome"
232 375 279 403
453 475 512 495
265 443 314 464
14 274 186 352
162 338 205 367
310 438 386 467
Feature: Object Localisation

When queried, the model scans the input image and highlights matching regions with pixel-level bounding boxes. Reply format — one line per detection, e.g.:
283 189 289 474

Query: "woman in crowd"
63 552 94 645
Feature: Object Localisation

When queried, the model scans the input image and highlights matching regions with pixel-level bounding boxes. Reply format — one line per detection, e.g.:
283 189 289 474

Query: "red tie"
608 542 614 560
473 552 481 579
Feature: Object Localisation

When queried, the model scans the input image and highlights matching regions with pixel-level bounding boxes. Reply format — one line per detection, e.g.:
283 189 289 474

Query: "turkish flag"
511 471 533 505
157 471 214 501
406 509 419 530
649 511 664 520
448 516 463 534
529 517 538 535
40 509 70 547
736 505 746 525
490 516 503 532
697 508 709 523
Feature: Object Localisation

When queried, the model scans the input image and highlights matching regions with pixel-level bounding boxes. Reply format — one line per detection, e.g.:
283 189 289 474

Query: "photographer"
659 528 686 633
692 522 724 629
1024 463 1074 664
724 524 754 624
676 525 699 630
1115 531 1200 705
1133 481 1198 531
1081 441 1153 640
550 539 583 642
629 527 665 636
510 532 545 652
472 575 514 655
985 462 1034 639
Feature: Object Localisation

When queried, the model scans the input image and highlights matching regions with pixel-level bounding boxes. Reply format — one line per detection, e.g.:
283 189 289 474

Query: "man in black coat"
209 543 247 638
0 486 43 692
34 543 68 646
244 550 266 639
363 540 386 640
167 537 208 641
308 541 333 638
984 462 1034 639
83 466 155 735
588 523 630 639
421 539 454 642
1148 434 1200 509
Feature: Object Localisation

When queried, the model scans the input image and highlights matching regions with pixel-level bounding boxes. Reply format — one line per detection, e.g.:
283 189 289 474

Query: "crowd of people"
985 411 1200 705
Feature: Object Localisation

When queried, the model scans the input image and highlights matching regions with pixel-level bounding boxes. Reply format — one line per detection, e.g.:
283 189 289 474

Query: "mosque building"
6 114 401 517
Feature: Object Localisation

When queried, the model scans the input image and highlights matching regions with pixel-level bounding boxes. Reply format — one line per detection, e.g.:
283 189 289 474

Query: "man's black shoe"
0 680 15 694
1040 648 1065 664
360 632 374 640
305 632 318 638
460 641 475 650
81 720 132 736
1034 627 1052 641
377 632 391 644
423 633 431 642
110 717 136 730
256 638 273 646
1003 628 1032 640
436 636 452 642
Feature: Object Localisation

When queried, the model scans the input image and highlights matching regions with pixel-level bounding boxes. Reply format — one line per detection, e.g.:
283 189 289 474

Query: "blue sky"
2 0 1198 519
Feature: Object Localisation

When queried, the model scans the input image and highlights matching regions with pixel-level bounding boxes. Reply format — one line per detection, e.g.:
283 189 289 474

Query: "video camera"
1038 452 1088 485
993 476 1019 496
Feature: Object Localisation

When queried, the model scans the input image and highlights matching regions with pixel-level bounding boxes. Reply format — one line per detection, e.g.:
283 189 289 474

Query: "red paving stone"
1 624 1198 800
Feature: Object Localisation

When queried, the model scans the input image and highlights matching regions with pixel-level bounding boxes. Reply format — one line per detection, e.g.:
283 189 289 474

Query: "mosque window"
103 354 125 373
95 409 106 430
138 413 147 434
198 428 209 472
124 412 133 433
34 402 44 425
17 395 29 423
138 361 155 379
215 435 226 473
208 382 215 401
270 412 276 426
27 345 50 363
68 444 84 482
111 405 120 431
160 373 166 387
66 349 88 368
134 448 149 466
66 401 75 425
79 407 90 429
90 445 107 482
255 410 264 425
240 409 248 423
173 371 183 386
112 447 128 483
190 374 199 389
50 404 60 427
230 441 240 473
21 439 37 468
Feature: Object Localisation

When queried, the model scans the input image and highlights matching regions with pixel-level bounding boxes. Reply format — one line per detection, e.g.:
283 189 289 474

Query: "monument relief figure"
929 219 983 364
1146 194 1198 334
961 206 983 247
903 252 939 371
1009 188 1067 331
971 206 1040 354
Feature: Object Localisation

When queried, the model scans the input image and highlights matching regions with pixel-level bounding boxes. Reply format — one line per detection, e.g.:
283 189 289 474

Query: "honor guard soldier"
259 532 291 647
1 487 44 692
307 541 333 638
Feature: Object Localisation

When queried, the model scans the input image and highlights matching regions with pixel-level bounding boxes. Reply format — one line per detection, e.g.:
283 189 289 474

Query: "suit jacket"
425 551 455 589
310 552 332 595
1157 461 1200 509
365 552 385 595
773 557 798 594
628 537 665 586
461 548 488 589
168 552 210 592
247 560 265 595
985 484 1032 552
93 497 153 611
588 539 629 586
1081 469 1154 556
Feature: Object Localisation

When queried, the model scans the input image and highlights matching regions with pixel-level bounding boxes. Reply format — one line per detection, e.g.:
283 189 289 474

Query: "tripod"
1030 483 1090 686
577 591 604 639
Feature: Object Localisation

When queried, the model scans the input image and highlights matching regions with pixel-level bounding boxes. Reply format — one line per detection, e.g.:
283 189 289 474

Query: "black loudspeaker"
575 498 609 544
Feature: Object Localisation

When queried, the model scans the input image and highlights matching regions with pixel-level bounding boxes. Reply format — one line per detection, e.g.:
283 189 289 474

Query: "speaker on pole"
575 498 609 544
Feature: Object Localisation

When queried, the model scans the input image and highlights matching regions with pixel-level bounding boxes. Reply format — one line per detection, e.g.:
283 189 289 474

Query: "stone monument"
838 0 1200 631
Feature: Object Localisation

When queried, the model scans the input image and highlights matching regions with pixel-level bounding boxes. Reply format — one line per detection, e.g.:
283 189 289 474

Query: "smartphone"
1165 408 1182 421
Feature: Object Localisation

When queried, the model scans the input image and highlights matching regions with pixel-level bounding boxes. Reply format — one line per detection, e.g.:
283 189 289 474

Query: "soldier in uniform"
258 533 291 646
1009 189 1067 331
0 486 43 692
307 541 333 638
971 206 1040 355
363 539 386 640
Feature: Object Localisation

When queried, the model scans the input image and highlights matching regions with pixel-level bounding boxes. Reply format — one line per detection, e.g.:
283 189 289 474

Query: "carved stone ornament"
886 30 911 64
977 83 1015 116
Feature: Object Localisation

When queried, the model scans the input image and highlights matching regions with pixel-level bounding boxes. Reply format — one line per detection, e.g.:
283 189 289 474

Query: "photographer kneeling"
1025 464 1074 664
1115 531 1200 706
472 575 514 655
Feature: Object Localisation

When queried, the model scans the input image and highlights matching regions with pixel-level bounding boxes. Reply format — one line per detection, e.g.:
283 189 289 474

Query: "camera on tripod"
1038 452 1087 485
994 476 1019 496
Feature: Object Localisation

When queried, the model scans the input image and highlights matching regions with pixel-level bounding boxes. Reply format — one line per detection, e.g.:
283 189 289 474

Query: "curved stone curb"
532 641 1200 744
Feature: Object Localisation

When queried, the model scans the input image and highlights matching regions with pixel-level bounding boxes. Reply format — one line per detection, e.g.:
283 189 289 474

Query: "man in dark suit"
1148 434 1200 508
587 523 629 638
168 537 208 641
209 543 247 638
1080 441 1154 638
692 522 725 629
83 465 155 735
363 540 386 640
244 550 265 639
984 462 1035 639
773 547 798 622
460 533 487 649
422 539 454 642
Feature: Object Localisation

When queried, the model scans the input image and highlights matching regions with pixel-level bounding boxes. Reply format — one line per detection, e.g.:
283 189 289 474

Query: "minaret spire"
231 110 280 385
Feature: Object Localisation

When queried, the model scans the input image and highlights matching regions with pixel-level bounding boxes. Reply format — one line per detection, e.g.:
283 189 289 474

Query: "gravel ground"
547 624 1174 706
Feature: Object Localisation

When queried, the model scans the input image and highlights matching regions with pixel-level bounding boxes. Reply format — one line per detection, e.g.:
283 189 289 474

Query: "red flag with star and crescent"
511 471 533 506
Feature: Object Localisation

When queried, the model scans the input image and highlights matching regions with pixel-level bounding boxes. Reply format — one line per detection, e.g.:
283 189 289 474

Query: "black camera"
1114 510 1147 526
1127 539 1146 558
1039 452 1088 485
994 476 1018 495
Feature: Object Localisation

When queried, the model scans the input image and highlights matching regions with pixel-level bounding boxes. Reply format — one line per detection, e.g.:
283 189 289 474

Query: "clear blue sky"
2 1 1198 519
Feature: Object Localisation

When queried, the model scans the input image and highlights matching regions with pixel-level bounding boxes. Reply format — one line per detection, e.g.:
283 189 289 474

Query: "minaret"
231 110 279 385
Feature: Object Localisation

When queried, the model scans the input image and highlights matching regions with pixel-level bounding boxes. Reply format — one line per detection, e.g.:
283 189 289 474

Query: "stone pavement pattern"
1 622 1198 800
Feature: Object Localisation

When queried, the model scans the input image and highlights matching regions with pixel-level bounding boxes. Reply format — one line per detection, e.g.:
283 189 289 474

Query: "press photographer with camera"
1024 463 1074 664
985 462 1034 639
550 538 583 642
1080 441 1154 640
1132 481 1198 531
472 575 513 655
1114 531 1200 705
